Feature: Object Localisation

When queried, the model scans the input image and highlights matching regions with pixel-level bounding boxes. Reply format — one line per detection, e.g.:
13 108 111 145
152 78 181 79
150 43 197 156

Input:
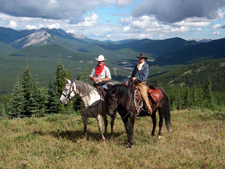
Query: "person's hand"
92 77 97 82
125 81 128 86
96 79 103 83
131 77 136 81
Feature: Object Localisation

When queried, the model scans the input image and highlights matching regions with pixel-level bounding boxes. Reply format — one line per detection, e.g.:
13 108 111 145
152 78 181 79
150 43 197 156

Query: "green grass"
0 110 225 168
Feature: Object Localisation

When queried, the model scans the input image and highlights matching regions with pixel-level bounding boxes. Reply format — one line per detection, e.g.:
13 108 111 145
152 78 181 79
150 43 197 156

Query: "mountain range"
0 27 225 95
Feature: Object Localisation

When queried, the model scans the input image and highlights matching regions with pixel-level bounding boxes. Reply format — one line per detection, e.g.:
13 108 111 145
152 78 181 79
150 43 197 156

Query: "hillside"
149 58 225 92
0 27 35 44
98 37 199 58
153 38 225 66
0 41 17 53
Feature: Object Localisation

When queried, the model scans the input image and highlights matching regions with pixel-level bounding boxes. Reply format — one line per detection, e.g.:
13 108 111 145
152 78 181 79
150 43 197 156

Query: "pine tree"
76 69 82 81
47 81 59 114
21 60 32 116
29 77 44 116
203 76 216 110
54 56 65 95
8 77 25 117
52 55 72 113
84 65 88 83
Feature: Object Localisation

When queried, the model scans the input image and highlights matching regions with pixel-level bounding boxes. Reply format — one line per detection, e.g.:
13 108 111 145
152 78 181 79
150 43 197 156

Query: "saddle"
133 83 163 113
94 85 106 99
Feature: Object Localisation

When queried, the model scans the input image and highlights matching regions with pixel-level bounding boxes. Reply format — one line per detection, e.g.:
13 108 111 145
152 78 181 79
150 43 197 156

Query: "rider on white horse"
89 55 111 90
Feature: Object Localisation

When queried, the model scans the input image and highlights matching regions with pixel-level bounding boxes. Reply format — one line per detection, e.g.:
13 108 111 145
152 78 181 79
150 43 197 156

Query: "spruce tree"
29 77 46 116
203 76 216 110
52 55 72 113
84 65 88 83
47 81 59 114
54 56 65 95
8 77 25 117
22 60 32 116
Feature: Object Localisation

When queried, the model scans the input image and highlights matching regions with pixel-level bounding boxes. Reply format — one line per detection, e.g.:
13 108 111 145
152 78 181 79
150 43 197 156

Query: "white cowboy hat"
95 55 107 62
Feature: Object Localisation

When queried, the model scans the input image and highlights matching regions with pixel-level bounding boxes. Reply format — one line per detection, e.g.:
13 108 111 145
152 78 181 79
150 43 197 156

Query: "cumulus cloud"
0 0 131 24
131 0 225 23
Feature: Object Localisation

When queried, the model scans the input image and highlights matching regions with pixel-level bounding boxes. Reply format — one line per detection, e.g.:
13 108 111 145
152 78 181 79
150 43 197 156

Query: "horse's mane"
74 80 95 95
109 84 133 97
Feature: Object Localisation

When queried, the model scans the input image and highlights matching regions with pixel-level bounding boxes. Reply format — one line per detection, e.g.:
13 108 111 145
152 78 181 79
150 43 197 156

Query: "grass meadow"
0 109 225 168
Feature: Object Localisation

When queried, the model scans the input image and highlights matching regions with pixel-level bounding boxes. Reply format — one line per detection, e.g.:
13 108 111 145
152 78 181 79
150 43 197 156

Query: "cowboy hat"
95 55 107 62
137 53 148 60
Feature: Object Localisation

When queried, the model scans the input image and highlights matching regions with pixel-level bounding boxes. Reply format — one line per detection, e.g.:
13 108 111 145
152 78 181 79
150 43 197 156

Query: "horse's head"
105 87 117 117
60 78 76 104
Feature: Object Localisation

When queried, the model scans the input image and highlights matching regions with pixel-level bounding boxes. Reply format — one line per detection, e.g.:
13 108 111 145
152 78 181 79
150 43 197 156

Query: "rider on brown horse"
125 53 152 115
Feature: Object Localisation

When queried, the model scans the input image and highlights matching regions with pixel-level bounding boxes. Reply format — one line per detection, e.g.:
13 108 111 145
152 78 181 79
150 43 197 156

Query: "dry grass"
0 110 225 168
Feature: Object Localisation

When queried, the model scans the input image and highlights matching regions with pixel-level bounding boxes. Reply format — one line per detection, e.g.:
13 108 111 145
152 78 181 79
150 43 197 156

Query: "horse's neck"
75 81 101 106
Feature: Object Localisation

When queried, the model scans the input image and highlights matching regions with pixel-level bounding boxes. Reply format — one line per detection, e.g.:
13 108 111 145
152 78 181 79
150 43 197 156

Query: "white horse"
59 78 115 142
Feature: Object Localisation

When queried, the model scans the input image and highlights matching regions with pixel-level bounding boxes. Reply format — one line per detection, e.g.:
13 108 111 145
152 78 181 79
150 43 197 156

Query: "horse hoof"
158 135 162 139
125 143 132 148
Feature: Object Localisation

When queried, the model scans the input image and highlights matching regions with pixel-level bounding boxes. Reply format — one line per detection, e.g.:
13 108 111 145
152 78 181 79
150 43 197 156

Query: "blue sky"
0 0 225 41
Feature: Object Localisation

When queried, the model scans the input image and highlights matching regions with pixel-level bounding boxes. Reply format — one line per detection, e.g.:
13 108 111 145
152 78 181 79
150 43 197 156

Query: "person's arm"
103 66 111 82
89 68 98 82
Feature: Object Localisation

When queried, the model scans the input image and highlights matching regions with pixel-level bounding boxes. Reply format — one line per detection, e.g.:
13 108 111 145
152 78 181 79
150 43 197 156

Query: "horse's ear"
65 78 70 83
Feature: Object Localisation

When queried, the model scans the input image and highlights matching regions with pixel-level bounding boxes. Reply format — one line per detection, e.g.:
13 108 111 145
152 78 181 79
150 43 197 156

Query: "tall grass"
0 110 224 168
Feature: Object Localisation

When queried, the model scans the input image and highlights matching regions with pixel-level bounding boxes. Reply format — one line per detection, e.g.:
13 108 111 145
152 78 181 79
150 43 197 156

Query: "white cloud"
123 25 130 32
212 23 222 29
212 31 223 35
76 13 99 27
174 17 211 27
8 20 17 28
25 24 38 30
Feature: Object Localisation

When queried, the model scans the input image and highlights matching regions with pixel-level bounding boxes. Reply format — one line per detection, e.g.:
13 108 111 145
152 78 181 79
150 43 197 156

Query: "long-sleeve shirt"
130 62 149 82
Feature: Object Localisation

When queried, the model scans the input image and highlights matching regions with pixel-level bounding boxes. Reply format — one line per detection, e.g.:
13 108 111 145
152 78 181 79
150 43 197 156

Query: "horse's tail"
164 102 171 132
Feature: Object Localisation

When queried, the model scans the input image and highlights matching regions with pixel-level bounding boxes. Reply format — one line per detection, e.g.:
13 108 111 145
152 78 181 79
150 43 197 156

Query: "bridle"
62 80 76 101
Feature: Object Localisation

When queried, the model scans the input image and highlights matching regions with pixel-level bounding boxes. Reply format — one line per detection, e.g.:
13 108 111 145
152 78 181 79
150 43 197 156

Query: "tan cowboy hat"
137 53 148 60
95 55 107 62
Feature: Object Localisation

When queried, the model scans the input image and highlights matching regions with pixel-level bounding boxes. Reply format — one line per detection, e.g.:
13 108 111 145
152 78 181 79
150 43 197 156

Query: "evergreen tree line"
163 76 225 111
0 56 87 119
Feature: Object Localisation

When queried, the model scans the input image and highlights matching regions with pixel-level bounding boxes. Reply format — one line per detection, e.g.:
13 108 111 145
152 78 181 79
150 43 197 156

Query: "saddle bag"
148 88 163 103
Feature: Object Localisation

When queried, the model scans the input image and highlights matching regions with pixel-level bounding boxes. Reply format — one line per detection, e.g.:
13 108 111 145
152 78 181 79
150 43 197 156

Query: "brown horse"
105 83 171 148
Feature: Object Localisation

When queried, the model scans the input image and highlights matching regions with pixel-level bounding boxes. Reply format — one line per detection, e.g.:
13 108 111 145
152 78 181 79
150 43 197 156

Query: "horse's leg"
102 113 108 137
96 114 106 142
128 114 135 147
122 116 130 146
122 114 135 148
82 115 88 141
158 109 164 138
151 111 157 136
110 116 115 136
